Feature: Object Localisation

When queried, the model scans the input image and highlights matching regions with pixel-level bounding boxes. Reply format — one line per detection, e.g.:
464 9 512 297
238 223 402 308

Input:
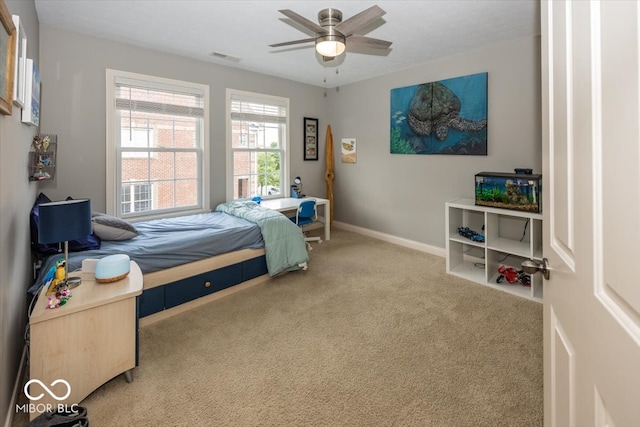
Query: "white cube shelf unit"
445 198 543 303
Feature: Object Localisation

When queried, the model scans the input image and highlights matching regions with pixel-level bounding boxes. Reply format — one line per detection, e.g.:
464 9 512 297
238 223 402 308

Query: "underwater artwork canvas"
390 72 488 155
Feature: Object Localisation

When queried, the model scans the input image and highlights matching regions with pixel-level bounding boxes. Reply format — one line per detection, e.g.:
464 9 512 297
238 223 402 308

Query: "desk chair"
290 199 322 250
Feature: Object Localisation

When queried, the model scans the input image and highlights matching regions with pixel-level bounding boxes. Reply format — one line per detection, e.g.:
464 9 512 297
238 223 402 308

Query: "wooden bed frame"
138 247 269 327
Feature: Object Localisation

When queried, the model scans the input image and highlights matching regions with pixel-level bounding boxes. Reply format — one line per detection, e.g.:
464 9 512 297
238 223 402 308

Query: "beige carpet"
16 229 543 426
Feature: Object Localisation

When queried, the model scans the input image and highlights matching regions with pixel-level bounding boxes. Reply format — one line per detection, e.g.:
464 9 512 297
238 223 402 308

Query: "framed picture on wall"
22 58 40 126
12 14 26 107
0 2 16 116
304 117 318 161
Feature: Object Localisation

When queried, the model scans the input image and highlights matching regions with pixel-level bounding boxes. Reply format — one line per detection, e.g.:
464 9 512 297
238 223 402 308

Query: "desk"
261 197 330 241
28 261 143 419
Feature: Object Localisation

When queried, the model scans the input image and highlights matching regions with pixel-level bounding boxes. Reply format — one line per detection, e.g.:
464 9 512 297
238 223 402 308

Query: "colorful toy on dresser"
41 258 73 308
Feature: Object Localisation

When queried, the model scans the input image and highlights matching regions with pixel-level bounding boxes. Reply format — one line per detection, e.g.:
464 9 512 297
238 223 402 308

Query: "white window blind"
115 79 205 118
230 95 287 124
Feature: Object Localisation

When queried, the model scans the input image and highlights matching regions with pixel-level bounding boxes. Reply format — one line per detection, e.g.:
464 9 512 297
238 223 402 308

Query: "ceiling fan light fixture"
315 34 346 57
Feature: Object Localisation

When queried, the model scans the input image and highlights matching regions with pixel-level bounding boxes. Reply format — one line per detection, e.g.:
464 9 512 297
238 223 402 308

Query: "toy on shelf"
496 265 531 287
457 226 485 242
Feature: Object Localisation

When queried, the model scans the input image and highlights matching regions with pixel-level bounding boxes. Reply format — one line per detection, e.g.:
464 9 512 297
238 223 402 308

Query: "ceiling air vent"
209 51 242 62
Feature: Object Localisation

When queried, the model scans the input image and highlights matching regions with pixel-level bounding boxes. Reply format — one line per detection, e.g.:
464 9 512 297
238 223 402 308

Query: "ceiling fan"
269 5 392 61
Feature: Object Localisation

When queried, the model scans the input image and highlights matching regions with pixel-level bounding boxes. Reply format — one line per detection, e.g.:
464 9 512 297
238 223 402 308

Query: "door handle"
521 258 550 280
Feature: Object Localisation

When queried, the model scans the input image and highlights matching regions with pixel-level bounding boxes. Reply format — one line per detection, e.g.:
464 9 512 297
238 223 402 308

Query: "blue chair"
290 199 322 250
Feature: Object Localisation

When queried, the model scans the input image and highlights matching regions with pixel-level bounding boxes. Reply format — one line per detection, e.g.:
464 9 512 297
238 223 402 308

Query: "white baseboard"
332 221 446 258
4 345 27 427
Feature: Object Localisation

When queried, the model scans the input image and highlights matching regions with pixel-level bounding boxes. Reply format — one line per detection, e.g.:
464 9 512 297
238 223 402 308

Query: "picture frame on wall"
22 58 40 126
0 1 16 116
12 14 26 107
304 117 318 161
341 138 357 164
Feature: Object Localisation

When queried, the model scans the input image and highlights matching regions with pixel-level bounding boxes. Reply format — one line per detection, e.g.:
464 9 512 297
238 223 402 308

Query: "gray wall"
37 27 540 252
1 1 39 424
327 36 541 249
37 25 329 210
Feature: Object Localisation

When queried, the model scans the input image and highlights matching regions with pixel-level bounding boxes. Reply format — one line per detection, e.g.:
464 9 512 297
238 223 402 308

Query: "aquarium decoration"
475 172 542 213
390 72 488 155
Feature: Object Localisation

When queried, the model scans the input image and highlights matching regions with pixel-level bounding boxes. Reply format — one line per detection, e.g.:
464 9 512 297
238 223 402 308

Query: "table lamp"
38 199 92 289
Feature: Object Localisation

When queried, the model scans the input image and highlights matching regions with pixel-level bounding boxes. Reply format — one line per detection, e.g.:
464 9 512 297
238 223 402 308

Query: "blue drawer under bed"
138 255 268 318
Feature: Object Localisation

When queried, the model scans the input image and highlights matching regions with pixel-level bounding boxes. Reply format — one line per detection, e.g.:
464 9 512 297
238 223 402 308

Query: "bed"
29 200 309 321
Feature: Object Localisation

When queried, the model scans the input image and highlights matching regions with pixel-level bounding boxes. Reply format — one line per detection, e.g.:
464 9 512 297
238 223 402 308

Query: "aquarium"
475 172 542 213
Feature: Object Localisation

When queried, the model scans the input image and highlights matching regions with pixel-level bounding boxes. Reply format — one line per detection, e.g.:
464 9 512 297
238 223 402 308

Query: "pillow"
30 193 101 255
91 213 139 241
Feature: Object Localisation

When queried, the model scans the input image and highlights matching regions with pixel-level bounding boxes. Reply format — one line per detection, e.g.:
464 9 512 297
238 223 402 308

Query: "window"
122 183 152 214
121 128 155 159
106 70 209 219
226 89 289 200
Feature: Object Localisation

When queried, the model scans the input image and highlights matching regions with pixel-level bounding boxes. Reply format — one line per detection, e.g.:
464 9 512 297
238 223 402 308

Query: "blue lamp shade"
38 199 92 244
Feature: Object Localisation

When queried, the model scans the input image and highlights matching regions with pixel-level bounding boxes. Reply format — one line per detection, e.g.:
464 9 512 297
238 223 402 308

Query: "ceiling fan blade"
278 9 326 34
269 38 315 48
347 34 392 50
335 5 386 36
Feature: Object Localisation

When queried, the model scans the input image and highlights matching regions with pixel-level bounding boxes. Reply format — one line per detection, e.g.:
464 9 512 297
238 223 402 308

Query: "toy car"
457 226 485 242
497 266 520 284
496 265 531 287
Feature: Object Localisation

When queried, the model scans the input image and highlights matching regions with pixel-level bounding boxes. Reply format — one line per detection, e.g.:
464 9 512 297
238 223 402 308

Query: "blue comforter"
215 200 309 276
30 211 264 295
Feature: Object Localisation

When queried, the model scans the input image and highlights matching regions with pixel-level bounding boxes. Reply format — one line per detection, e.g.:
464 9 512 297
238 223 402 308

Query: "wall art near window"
304 117 318 161
341 138 356 164
22 58 40 126
390 72 488 155
12 14 26 107
0 1 16 116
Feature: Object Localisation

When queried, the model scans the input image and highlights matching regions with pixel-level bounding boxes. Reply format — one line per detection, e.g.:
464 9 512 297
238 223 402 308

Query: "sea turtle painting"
390 72 488 155
407 82 487 141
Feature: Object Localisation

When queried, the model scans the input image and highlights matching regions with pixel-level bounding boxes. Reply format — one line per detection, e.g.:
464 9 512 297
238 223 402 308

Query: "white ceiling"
34 0 540 88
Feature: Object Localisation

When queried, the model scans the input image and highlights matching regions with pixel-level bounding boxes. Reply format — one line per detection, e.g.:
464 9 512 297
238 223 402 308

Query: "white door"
541 1 640 426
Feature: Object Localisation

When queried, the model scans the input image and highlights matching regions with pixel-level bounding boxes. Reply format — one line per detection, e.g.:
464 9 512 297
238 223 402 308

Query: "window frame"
225 88 290 201
106 69 210 220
